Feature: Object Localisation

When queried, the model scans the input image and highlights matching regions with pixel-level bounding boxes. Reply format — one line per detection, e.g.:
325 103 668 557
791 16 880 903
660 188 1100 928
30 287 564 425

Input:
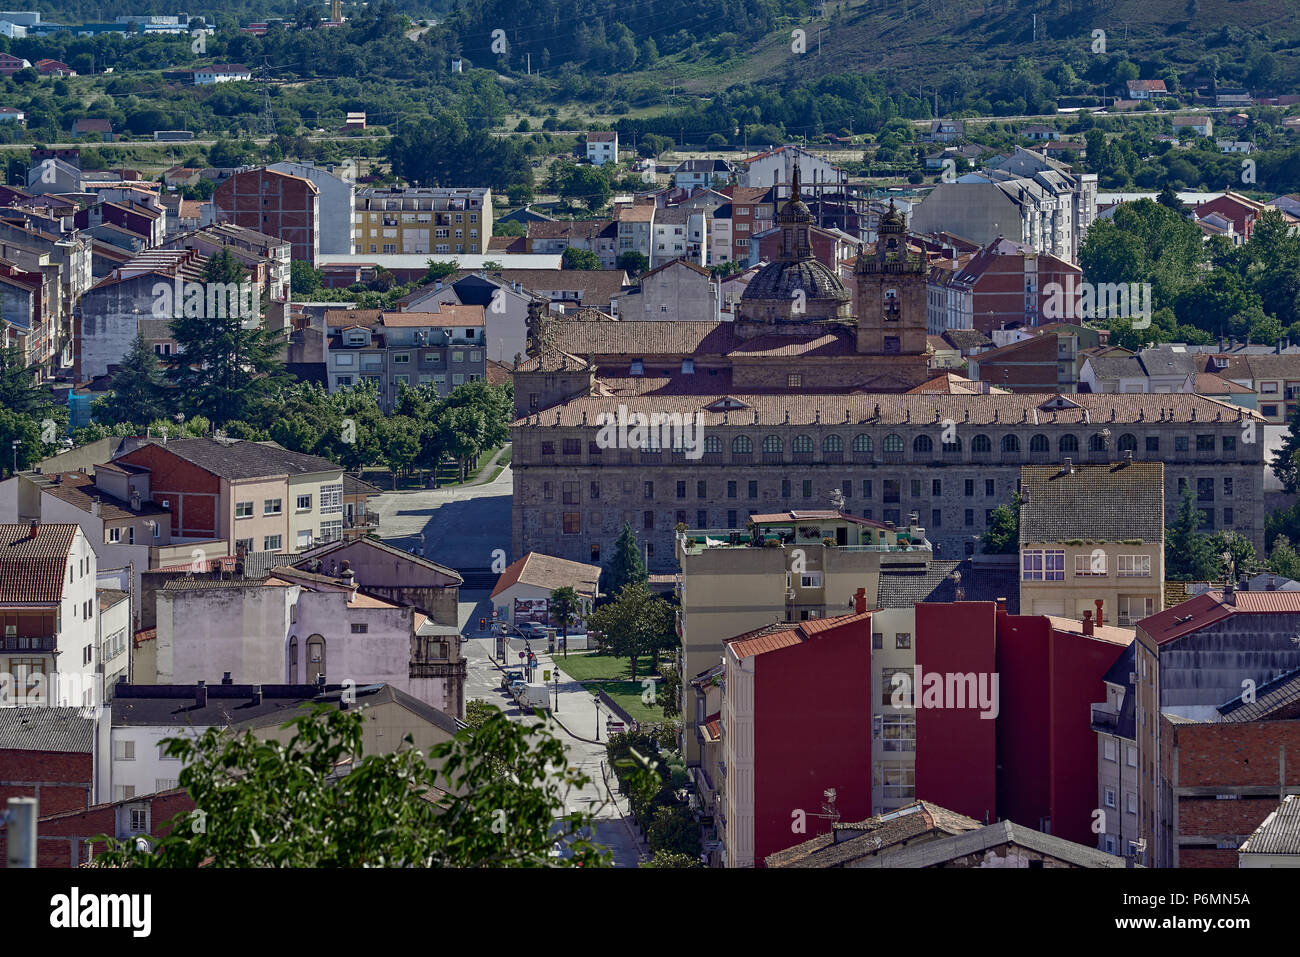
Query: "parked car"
508 679 527 698
499 667 524 690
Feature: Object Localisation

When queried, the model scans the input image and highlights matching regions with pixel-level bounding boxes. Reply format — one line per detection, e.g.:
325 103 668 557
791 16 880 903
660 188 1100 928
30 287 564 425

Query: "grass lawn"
553 653 665 724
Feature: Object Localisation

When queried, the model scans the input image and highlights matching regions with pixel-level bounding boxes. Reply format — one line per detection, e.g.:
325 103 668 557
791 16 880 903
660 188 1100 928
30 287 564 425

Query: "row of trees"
1081 200 1300 350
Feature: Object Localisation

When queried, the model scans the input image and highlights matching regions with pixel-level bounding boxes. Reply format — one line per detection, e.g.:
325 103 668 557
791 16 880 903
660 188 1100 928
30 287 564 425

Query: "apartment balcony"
344 507 380 530
0 635 56 653
1090 703 1120 734
409 658 469 680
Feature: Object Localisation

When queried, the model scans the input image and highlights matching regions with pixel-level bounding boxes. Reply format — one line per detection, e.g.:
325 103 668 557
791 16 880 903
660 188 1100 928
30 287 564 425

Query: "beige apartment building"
1018 460 1165 627
354 187 493 256
675 510 929 768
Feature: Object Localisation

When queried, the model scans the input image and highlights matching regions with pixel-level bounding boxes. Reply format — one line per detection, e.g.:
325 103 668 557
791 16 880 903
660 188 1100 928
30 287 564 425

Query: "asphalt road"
455 592 645 868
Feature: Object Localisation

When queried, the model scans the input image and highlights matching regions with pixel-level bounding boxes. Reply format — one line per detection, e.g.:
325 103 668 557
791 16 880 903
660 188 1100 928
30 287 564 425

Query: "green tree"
586 581 673 681
290 261 323 296
99 334 168 426
1271 400 1300 493
562 247 602 270
558 163 612 209
92 703 641 867
617 251 649 276
164 254 286 424
645 803 701 857
1267 534 1300 581
1166 488 1218 580
549 585 580 659
1208 529 1256 581
602 521 648 598
0 345 52 415
0 407 43 477
645 849 701 868
980 494 1020 554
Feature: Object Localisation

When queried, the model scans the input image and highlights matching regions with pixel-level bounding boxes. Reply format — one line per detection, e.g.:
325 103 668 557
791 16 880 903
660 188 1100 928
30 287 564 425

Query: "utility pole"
3 798 36 868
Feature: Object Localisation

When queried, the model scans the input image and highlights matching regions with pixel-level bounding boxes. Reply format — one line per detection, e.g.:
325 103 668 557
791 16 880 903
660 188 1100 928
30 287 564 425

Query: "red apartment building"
15 789 194 867
966 333 1072 392
1193 191 1268 243
720 600 874 867
213 167 320 265
0 707 95 819
934 238 1082 335
913 599 1133 848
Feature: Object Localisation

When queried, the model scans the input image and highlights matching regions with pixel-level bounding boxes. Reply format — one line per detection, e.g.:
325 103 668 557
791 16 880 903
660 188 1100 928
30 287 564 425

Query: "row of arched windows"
700 432 1133 455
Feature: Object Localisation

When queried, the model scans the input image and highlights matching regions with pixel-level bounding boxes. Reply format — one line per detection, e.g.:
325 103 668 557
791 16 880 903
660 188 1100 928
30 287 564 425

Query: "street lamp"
593 695 601 741
11 439 19 477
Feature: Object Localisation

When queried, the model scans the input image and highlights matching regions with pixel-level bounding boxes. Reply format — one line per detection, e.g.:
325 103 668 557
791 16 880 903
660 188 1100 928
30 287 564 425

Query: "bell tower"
854 201 928 356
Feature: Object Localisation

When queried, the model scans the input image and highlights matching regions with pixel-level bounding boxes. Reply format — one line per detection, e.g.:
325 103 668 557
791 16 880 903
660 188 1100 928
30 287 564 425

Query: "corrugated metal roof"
1239 795 1300 855
0 707 94 753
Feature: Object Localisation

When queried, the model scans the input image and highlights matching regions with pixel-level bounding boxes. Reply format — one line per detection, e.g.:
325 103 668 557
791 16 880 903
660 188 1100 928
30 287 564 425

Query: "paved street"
456 592 648 868
369 457 513 576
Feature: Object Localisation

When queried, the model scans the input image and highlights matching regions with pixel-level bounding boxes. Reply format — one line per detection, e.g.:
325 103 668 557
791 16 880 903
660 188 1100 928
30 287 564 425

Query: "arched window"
762 435 783 453
1001 434 1020 453
852 434 874 452
732 435 753 453
942 435 962 452
971 434 992 453
288 636 298 683
306 635 326 683
914 434 934 453
792 435 814 453
1089 433 1108 452
1030 434 1050 452
1059 434 1079 452
704 435 723 453
823 434 844 452
1117 433 1138 452
883 433 904 453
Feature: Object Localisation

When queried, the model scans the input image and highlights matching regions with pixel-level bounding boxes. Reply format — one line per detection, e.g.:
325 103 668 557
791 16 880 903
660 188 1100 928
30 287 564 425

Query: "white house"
194 63 251 85
612 257 721 322
0 522 98 707
490 552 600 630
0 106 24 123
152 569 466 718
586 131 618 166
1217 140 1255 154
1172 116 1213 138
98 588 130 690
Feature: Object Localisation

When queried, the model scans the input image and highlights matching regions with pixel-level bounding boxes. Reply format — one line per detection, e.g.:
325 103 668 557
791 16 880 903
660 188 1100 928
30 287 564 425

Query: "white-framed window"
114 739 135 761
158 742 180 761
1127 745 1138 768
128 806 147 830
263 535 282 551
1103 788 1116 808
1126 792 1137 814
114 785 136 802
156 778 179 791
1022 549 1065 581
351 623 368 634
1103 738 1116 761
799 572 824 588
297 529 312 549
235 538 254 554
1075 553 1106 576
392 353 410 364
452 374 464 385
107 527 120 543
319 484 342 515
1118 595 1155 625
296 494 312 512
1118 555 1151 577
881 713 915 751
263 498 282 516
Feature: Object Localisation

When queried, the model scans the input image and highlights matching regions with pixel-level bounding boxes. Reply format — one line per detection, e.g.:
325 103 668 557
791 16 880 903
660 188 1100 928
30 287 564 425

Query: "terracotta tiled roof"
490 551 601 599
515 391 1260 428
515 349 589 373
35 472 169 522
0 523 77 604
726 611 871 658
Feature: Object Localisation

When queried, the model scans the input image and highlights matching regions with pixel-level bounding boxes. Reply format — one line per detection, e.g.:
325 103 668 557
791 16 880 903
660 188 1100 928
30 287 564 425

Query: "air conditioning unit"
786 589 796 600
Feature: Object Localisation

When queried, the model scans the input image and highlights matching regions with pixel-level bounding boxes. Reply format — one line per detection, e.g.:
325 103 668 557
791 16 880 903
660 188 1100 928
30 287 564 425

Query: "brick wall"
1162 717 1300 868
0 747 92 816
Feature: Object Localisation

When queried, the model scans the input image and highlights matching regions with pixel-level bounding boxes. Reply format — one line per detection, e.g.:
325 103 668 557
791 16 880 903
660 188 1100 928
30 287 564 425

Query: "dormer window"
1215 357 1228 368
630 359 644 376
682 359 695 374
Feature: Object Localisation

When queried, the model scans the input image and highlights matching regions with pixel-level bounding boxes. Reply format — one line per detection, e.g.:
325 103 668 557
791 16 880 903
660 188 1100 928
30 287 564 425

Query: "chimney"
1062 457 1073 473
1268 577 1278 591
853 587 867 614
28 519 38 539
221 671 233 684
195 680 207 707
1124 450 1133 464
1082 610 1094 636
1094 598 1105 627
995 597 1008 617
251 685 263 705
1224 579 1236 605
1277 338 1284 354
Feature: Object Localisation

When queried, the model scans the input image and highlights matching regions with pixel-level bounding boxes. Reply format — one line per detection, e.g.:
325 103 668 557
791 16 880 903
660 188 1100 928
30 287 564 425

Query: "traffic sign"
543 671 551 681
518 652 526 660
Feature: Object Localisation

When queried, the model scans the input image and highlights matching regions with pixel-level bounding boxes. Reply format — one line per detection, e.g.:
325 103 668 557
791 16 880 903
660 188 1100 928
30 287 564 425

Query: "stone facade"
512 395 1264 572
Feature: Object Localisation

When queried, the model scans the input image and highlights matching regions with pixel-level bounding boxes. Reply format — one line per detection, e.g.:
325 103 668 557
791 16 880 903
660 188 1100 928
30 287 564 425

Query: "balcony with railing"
0 635 56 653
1090 703 1120 734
